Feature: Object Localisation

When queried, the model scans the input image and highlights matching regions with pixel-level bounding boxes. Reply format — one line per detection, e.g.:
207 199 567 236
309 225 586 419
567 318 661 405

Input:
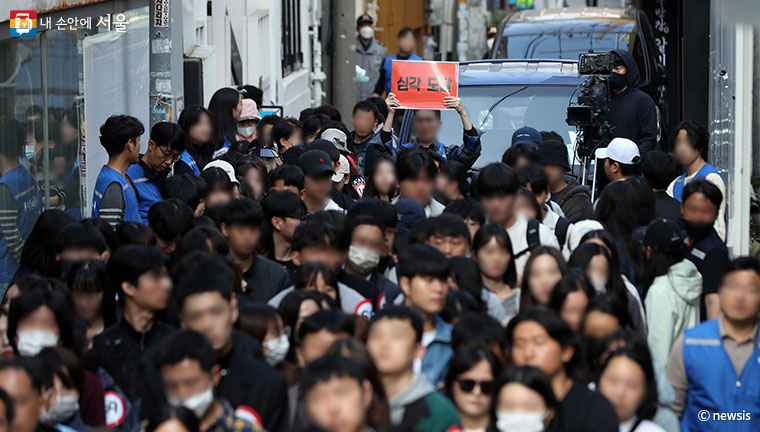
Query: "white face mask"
359 26 374 40
237 125 255 138
263 333 290 366
487 38 495 50
16 330 59 356
168 382 214 419
25 145 36 160
348 245 380 274
590 278 608 295
496 410 545 432
42 395 80 423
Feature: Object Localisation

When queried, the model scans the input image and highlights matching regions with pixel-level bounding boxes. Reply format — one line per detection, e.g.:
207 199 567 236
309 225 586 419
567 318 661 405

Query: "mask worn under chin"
681 217 713 241
263 333 290 366
237 126 256 138
359 26 374 40
42 395 80 423
168 383 214 418
486 38 494 50
590 278 608 295
496 410 546 432
609 72 627 90
16 330 59 356
348 245 380 274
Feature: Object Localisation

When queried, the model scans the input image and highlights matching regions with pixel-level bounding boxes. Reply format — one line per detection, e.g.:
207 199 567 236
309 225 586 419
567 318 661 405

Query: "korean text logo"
10 10 37 37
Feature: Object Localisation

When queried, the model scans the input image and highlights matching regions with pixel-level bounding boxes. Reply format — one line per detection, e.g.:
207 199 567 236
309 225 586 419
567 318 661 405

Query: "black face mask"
681 217 713 241
609 72 627 90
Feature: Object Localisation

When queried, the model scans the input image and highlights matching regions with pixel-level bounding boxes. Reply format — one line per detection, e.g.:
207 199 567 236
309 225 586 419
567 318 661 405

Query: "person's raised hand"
385 93 401 112
443 96 464 114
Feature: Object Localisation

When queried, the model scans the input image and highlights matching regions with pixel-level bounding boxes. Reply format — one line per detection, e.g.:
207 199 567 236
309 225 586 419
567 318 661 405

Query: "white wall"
183 0 313 115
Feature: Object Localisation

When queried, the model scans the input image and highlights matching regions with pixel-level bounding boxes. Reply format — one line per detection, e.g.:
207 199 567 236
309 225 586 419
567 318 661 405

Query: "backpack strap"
526 218 541 250
555 217 571 246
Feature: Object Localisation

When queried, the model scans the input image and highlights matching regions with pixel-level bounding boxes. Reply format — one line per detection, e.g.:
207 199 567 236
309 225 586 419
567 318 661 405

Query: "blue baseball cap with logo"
511 126 542 148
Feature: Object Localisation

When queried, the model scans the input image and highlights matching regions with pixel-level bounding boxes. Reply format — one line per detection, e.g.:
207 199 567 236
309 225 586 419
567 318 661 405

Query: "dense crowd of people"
0 30 755 432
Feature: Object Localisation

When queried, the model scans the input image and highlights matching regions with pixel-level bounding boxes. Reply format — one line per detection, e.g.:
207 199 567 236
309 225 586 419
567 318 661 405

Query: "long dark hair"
8 278 82 356
568 242 630 312
472 224 517 288
207 88 240 150
547 269 595 327
327 338 390 429
363 156 398 201
491 365 562 432
19 209 77 274
64 259 117 329
238 303 280 343
449 257 487 312
519 246 567 311
601 344 659 422
594 178 653 285
177 105 214 169
293 262 341 307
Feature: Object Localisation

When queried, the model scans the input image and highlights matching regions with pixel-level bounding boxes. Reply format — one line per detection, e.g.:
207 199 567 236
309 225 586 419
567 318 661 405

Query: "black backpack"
554 216 571 246
515 219 542 259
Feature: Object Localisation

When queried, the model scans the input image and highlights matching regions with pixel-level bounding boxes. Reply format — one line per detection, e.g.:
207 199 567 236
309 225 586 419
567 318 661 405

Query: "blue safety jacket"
126 159 164 224
681 319 760 431
672 163 722 202
177 151 200 175
0 166 41 284
92 166 141 225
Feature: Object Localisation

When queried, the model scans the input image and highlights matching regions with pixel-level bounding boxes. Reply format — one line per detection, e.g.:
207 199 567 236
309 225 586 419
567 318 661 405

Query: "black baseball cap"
644 218 686 254
297 150 335 177
357 14 373 26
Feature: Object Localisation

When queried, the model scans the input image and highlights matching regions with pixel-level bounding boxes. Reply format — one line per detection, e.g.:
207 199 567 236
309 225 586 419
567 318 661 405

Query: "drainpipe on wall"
311 0 326 106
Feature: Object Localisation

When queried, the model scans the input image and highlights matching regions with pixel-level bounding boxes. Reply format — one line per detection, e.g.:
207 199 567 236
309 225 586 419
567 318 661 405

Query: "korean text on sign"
391 60 459 110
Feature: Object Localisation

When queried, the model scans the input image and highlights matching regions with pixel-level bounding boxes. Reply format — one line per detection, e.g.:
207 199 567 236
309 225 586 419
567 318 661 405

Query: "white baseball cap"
595 138 640 164
203 159 240 185
320 128 348 153
332 155 350 183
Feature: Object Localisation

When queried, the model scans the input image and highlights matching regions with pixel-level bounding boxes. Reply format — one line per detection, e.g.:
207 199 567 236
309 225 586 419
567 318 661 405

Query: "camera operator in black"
605 50 657 153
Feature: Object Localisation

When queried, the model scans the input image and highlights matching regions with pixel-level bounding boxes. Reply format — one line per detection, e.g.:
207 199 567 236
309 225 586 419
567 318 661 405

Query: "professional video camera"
566 53 615 187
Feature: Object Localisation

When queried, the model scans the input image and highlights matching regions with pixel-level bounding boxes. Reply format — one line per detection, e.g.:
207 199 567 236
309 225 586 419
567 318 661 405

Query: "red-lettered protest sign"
391 60 459 109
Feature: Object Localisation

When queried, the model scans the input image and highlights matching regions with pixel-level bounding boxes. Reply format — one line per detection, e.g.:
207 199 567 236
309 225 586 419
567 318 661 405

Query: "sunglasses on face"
457 378 495 394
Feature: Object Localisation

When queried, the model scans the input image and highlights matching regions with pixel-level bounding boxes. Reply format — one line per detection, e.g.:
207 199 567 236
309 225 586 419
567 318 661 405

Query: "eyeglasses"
457 378 495 394
158 147 180 162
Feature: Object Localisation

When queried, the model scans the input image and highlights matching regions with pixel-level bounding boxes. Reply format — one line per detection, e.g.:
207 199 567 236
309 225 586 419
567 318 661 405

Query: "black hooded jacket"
605 49 658 152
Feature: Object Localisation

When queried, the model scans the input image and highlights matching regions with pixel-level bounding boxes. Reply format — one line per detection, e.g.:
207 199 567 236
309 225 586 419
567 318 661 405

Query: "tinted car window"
405 85 578 168
497 19 646 83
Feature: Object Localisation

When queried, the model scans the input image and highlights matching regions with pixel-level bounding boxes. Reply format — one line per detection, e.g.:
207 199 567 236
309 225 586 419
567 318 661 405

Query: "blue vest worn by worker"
672 163 722 202
0 166 41 284
92 166 141 225
681 319 760 431
177 151 200 175
126 160 162 224
1 166 42 239
383 53 423 94
0 227 12 287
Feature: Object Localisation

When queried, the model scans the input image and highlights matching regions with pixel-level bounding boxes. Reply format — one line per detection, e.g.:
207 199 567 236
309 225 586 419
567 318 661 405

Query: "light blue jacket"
421 314 453 386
